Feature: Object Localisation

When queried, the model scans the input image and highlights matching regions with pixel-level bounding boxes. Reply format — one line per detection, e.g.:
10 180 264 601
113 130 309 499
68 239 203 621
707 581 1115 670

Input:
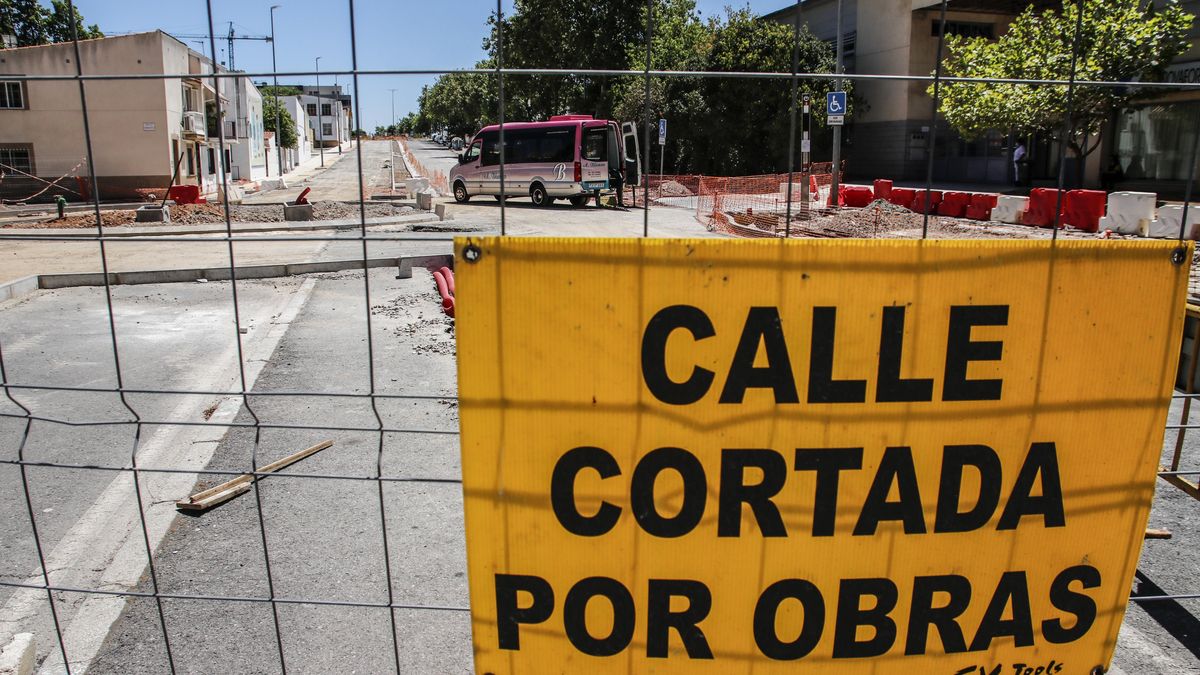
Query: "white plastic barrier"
1147 204 1200 239
1099 191 1155 235
990 195 1027 224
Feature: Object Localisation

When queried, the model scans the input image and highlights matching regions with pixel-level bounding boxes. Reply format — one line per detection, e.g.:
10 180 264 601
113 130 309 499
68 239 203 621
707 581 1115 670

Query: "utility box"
134 205 170 223
284 202 314 221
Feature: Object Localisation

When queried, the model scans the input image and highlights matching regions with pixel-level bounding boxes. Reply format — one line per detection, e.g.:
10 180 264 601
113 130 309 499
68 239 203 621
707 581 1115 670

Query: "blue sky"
71 0 791 129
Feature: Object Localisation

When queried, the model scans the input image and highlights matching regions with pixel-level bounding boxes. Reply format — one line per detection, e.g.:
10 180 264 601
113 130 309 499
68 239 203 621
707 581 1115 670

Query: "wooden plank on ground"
176 440 334 512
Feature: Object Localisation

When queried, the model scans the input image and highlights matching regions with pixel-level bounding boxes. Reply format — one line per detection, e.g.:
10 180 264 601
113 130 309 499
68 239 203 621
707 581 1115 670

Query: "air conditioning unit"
182 111 206 137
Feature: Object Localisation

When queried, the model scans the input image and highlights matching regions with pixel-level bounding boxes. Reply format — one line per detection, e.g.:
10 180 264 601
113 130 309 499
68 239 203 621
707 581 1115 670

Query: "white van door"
621 122 641 187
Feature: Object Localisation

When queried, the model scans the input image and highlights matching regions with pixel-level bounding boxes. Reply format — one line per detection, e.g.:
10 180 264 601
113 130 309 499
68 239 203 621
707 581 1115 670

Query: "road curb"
0 213 441 238
0 254 458 302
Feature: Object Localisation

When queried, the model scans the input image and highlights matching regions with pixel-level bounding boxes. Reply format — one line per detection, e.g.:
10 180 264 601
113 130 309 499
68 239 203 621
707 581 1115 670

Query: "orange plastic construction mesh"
693 163 843 237
397 138 450 195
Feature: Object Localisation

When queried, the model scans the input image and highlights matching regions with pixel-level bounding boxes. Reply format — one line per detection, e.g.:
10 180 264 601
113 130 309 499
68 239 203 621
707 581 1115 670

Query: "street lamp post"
334 74 342 154
388 88 398 194
315 56 324 168
269 5 283 180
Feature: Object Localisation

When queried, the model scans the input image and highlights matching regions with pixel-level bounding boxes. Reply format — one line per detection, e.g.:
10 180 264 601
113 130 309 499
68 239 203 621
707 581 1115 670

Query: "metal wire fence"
1 0 1200 673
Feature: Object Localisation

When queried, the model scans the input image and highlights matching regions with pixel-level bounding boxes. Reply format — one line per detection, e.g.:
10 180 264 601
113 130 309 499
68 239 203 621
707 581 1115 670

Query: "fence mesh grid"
1 0 1200 672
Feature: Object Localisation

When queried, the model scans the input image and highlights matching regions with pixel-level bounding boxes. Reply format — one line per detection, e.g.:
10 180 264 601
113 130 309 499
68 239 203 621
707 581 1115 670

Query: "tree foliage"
416 1 847 174
262 97 298 149
935 0 1192 159
0 0 102 47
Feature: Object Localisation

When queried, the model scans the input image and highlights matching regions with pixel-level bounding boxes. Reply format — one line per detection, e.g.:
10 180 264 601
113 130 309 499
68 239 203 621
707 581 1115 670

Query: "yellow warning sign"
455 238 1189 674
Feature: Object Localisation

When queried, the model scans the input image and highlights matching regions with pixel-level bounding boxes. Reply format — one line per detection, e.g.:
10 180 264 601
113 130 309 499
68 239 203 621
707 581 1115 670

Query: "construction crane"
170 23 271 71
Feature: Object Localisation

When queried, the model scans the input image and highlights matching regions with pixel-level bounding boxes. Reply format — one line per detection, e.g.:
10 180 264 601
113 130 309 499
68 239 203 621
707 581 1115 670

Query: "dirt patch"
370 278 457 357
658 180 694 197
4 200 416 229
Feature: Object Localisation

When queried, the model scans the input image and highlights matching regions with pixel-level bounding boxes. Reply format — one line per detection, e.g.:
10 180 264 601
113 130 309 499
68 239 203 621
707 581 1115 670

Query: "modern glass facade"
1114 102 1200 183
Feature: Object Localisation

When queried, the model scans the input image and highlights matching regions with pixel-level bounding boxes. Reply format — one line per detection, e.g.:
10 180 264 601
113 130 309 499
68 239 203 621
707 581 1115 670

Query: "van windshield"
583 127 607 162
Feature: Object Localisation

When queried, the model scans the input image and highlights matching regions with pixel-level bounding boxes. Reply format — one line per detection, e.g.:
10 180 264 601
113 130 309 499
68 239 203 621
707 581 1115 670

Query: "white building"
292 84 352 148
226 75 266 182
262 94 313 177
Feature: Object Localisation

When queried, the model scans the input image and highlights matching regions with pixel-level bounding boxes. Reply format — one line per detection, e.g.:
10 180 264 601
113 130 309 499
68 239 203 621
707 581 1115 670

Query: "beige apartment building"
0 31 261 202
766 0 1041 185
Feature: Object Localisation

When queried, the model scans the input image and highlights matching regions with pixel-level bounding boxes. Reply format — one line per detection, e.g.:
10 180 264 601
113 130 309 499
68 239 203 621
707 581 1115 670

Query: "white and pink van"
450 115 641 207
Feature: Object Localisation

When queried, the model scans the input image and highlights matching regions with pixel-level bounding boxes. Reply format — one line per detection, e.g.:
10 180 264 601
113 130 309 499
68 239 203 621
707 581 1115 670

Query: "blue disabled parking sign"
827 91 846 115
827 91 846 125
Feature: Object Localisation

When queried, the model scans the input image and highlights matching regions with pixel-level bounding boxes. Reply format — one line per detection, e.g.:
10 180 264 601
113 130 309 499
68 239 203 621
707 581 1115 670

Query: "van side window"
481 131 501 166
583 128 607 162
540 128 574 163
464 140 481 162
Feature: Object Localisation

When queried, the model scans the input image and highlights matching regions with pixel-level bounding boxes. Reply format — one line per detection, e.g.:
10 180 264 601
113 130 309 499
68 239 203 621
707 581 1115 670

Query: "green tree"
43 0 100 42
374 125 389 136
415 0 846 174
259 85 302 97
262 97 297 149
1 0 101 46
935 0 1192 162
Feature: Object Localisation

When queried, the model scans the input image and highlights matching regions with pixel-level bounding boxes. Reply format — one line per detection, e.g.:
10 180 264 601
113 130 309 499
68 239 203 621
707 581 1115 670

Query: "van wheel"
530 183 550 207
569 195 590 208
453 182 470 203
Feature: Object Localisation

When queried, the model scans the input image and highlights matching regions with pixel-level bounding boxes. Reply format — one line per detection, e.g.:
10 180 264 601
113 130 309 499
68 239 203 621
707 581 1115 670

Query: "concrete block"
397 254 455 279
990 195 1026 224
435 203 451 221
416 192 433 210
283 202 314 221
134 205 170 223
1104 191 1156 234
0 633 35 675
1147 204 1200 239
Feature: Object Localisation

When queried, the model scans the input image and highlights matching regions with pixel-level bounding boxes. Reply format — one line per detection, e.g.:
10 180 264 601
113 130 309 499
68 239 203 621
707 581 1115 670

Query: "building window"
933 21 995 40
321 104 332 116
322 123 333 136
186 146 195 175
207 147 216 174
307 103 317 116
0 81 25 109
0 145 33 173
223 148 231 173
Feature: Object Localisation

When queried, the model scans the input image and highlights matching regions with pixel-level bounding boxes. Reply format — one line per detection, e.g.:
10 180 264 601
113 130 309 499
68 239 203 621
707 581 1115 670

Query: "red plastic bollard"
912 190 943 214
167 185 200 205
873 179 892 201
295 187 312 205
937 191 969 217
843 186 874 208
889 187 916 209
964 193 998 221
1021 188 1064 228
1062 189 1106 233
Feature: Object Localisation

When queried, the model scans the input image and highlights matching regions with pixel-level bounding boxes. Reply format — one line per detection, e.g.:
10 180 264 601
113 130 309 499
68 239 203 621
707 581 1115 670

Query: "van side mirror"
458 153 466 164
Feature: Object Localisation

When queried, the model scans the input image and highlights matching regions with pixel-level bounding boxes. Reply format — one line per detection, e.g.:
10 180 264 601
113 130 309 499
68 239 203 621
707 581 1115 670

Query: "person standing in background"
1012 140 1027 186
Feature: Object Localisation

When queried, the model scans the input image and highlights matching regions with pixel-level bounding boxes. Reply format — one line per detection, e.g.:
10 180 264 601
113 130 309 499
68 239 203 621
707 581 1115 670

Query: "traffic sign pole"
801 95 811 219
658 118 666 182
